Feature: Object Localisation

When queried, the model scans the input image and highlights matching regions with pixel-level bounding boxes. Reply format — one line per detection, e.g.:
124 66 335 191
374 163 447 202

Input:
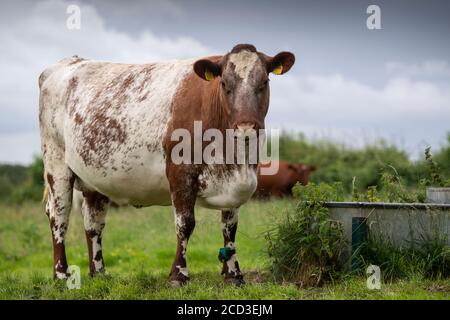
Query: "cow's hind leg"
43 148 74 279
80 191 109 276
221 209 245 286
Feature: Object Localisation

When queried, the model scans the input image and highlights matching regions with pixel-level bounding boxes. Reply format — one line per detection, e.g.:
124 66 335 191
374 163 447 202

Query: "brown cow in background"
256 160 316 198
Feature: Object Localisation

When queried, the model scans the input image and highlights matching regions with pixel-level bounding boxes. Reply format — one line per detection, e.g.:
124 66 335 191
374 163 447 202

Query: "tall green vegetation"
266 183 346 287
265 135 450 286
424 145 450 187
355 232 450 281
267 182 450 286
0 156 44 203
0 132 449 203
277 131 449 193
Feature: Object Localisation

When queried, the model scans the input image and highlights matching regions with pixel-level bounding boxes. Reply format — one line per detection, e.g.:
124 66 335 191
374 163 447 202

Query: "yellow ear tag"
204 70 215 81
272 64 283 75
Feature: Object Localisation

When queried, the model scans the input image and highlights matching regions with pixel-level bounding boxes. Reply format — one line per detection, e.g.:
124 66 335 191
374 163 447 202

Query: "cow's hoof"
169 273 189 288
224 276 245 287
170 280 184 288
90 270 110 279
54 271 69 280
170 278 190 288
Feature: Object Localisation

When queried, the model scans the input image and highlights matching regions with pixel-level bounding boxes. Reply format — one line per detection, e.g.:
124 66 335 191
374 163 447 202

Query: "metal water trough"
325 202 450 267
426 187 450 204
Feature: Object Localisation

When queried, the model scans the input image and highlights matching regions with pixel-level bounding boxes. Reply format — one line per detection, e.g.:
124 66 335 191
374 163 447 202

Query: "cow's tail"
42 185 49 204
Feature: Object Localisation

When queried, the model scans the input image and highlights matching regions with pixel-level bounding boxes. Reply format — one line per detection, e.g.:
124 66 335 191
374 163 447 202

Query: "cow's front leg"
168 174 197 287
170 210 195 287
80 191 109 276
221 209 245 286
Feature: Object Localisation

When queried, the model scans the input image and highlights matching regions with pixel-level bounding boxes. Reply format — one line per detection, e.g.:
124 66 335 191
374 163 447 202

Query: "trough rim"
426 187 450 192
324 201 450 210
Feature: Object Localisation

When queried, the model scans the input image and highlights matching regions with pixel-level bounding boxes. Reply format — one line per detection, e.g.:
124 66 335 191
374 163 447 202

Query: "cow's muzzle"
233 122 257 138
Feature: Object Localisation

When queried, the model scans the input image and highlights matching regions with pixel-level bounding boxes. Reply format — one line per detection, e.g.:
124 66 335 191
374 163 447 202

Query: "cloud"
0 0 448 164
385 61 450 79
0 0 210 164
267 70 450 156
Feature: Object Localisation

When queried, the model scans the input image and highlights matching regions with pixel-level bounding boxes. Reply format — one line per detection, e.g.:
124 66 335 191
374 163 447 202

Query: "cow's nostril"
236 122 255 131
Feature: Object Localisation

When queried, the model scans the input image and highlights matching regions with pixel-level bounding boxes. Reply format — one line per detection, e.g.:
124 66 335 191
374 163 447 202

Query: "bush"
0 175 13 200
0 156 44 203
266 181 450 286
265 183 346 287
354 232 450 281
1 131 449 204
11 183 44 203
434 133 450 180
275 131 450 194
0 164 28 201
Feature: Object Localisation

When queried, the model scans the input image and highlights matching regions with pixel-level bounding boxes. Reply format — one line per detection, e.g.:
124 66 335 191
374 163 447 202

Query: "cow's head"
288 163 317 185
193 44 295 133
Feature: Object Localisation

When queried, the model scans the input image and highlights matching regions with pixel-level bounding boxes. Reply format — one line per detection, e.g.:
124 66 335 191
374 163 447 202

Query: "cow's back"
256 161 293 197
39 56 195 206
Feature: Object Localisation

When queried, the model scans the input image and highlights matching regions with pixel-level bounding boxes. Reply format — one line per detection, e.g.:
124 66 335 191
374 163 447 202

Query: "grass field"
0 200 449 299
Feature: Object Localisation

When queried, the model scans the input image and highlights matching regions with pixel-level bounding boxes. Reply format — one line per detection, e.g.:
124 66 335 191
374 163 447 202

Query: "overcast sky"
1 0 449 164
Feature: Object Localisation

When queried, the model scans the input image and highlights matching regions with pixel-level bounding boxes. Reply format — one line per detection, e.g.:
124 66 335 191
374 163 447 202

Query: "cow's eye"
221 81 232 95
257 80 269 92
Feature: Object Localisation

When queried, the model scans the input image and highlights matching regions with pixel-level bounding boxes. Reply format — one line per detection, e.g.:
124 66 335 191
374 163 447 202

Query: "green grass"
0 200 448 299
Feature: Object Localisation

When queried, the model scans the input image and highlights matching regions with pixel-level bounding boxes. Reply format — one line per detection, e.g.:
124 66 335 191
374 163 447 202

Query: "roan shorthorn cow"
39 44 295 287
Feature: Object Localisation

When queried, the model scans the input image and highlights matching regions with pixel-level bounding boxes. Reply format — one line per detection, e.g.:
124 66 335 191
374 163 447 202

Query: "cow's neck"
202 79 229 133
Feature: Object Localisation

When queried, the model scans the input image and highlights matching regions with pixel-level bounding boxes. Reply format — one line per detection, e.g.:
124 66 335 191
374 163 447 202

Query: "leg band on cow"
218 247 235 263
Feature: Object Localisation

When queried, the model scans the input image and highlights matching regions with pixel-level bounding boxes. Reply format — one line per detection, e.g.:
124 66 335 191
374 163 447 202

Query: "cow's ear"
266 52 295 75
193 59 221 81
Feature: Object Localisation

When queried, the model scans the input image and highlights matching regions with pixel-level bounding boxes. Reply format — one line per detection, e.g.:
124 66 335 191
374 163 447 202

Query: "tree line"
0 132 449 203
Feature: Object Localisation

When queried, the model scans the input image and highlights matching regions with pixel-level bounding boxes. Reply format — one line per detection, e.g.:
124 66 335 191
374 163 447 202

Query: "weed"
266 183 346 287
